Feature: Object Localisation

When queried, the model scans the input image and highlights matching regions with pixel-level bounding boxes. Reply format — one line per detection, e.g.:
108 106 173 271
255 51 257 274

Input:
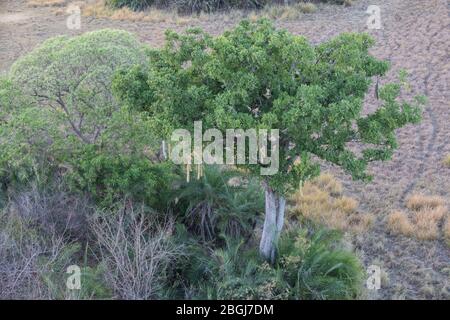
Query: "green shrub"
174 166 264 242
277 227 363 299
1 30 173 208
174 226 363 300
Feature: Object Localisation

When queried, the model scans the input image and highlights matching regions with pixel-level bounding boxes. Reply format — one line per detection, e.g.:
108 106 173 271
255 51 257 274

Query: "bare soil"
0 0 449 299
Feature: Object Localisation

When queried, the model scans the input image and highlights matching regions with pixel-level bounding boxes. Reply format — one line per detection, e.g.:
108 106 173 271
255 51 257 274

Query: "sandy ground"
0 0 449 299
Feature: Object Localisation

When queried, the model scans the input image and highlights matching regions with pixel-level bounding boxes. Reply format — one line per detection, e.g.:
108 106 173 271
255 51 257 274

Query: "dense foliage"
113 19 424 261
174 224 362 299
114 19 424 194
0 29 173 207
0 20 425 299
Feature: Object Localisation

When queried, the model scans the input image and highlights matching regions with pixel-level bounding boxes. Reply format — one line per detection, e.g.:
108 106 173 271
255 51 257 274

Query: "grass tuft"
291 173 373 233
387 210 414 236
406 194 445 211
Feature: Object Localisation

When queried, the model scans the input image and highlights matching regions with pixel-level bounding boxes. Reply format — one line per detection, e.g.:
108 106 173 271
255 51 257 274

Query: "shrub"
0 210 68 299
174 166 264 242
277 227 363 299
291 173 374 233
1 30 173 207
406 194 445 211
387 210 414 236
176 226 363 299
89 202 181 299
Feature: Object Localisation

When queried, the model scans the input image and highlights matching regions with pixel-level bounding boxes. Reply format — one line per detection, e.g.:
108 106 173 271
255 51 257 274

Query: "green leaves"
114 19 425 191
0 30 174 207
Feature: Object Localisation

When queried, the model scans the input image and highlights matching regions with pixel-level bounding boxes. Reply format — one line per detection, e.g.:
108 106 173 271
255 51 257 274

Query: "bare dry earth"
0 0 449 299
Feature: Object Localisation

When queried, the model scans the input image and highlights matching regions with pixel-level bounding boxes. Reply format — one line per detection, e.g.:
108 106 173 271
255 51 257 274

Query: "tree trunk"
259 185 286 264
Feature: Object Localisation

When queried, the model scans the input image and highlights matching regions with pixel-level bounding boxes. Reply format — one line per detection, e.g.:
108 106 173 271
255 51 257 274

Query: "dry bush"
11 184 92 242
262 2 317 20
0 185 93 299
0 209 72 299
387 210 414 236
406 194 445 211
89 202 181 299
291 173 373 233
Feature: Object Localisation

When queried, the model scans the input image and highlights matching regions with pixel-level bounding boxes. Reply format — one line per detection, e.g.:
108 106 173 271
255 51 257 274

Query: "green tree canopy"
0 29 171 207
114 19 424 262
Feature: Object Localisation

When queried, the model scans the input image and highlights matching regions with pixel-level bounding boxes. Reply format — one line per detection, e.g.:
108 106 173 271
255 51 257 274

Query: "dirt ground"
0 0 449 299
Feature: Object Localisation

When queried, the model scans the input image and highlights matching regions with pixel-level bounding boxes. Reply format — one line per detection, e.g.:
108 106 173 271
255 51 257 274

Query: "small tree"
1 30 171 207
114 20 424 263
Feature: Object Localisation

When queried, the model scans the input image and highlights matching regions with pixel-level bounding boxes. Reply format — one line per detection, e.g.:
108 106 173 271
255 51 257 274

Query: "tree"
1 29 171 207
113 19 424 263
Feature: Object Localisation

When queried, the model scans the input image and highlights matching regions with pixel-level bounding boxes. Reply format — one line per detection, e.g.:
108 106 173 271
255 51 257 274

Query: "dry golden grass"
291 173 373 233
312 173 343 196
387 210 414 236
81 1 188 24
406 194 445 211
389 196 448 240
413 210 441 240
28 0 65 7
444 154 450 167
80 0 318 24
333 196 358 213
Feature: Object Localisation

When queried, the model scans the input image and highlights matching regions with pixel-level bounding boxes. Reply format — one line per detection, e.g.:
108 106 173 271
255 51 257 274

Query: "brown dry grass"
406 193 445 211
387 210 414 236
291 173 373 233
79 0 318 24
80 0 188 24
28 0 66 7
389 195 448 240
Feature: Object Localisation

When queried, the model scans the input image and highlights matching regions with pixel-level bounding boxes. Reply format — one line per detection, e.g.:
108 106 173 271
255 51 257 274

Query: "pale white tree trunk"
259 184 286 264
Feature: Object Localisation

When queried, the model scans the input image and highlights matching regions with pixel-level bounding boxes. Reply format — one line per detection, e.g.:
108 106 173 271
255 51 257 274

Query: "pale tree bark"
259 184 286 264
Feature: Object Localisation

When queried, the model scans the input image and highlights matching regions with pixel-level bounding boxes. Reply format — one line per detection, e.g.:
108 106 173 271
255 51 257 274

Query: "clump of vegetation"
173 166 264 242
291 173 374 233
89 202 181 299
387 210 414 236
1 29 174 208
388 194 448 240
443 154 450 167
175 225 363 300
0 18 427 299
105 0 343 14
406 194 445 211
114 19 424 263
